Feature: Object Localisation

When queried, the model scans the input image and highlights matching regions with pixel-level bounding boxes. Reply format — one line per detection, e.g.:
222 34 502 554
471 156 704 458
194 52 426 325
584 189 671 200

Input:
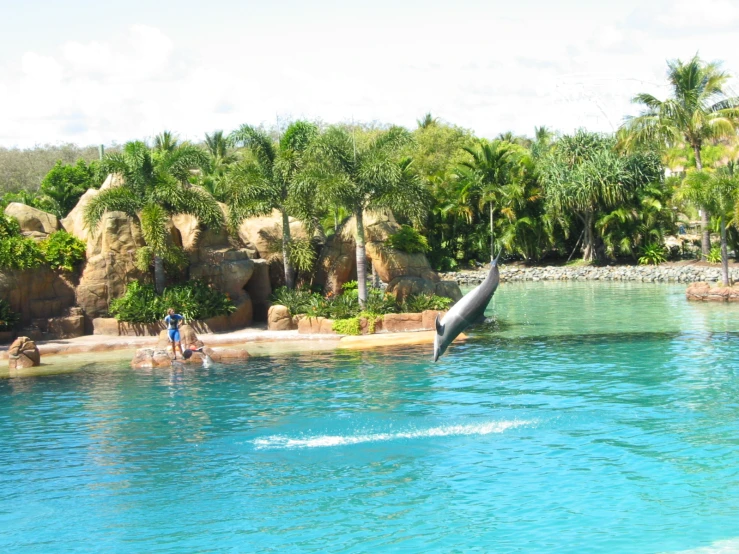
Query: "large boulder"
267 304 295 331
131 348 172 369
237 210 310 259
386 276 436 303
8 336 40 369
5 203 60 240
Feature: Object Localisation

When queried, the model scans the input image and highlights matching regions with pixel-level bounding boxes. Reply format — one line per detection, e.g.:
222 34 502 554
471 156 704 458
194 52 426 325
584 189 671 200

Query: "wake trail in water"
253 419 532 450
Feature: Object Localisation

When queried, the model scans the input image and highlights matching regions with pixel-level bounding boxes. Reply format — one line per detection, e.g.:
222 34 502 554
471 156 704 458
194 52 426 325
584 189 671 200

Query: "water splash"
665 539 739 554
252 419 532 450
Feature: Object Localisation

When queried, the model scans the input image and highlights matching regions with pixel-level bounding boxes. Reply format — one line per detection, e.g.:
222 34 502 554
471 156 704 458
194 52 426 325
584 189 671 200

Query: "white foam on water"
252 419 532 450
665 539 739 554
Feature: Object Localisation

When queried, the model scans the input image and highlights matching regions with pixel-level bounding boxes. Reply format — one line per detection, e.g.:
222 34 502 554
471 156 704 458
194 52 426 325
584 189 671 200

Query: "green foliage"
332 317 361 335
0 299 20 331
37 159 102 218
134 245 189 274
39 231 86 272
109 280 236 324
0 215 21 239
342 280 358 291
385 225 430 253
270 286 319 317
638 243 667 265
400 293 453 313
707 246 723 264
0 236 44 270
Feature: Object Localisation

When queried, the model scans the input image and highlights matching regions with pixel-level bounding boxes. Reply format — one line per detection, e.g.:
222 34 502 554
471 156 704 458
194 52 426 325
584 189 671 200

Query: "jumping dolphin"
433 251 502 361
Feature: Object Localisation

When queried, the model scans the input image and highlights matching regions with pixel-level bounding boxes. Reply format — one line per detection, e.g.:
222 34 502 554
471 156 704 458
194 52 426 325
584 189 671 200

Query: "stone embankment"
440 263 739 286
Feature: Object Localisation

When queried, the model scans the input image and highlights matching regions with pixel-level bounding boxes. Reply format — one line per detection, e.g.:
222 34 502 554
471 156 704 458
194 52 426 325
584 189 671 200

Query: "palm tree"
621 55 739 257
454 140 520 261
153 131 180 155
682 170 739 285
201 130 237 201
84 141 222 293
417 113 438 129
227 121 318 289
308 126 428 305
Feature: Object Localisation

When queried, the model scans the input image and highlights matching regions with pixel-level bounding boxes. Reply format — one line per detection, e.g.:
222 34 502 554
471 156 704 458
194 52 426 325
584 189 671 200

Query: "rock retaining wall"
441 264 739 285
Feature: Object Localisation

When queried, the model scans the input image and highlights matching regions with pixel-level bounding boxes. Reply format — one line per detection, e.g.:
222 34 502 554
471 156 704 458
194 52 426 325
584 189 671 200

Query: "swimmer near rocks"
130 323 250 369
433 250 501 362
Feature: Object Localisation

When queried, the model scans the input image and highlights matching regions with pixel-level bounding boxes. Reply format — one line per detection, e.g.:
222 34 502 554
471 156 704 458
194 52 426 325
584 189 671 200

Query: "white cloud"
2 6 739 148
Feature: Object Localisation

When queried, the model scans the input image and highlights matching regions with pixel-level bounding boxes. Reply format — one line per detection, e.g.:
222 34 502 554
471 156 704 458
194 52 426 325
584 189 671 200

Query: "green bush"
39 231 86 272
0 215 21 239
110 280 236 324
638 243 667 265
332 317 361 335
385 225 430 254
0 299 20 331
271 286 321 316
0 236 45 270
706 246 722 264
401 293 453 313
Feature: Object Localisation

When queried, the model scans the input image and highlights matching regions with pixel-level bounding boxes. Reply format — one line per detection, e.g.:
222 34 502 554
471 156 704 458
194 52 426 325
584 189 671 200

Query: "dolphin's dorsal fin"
435 314 445 335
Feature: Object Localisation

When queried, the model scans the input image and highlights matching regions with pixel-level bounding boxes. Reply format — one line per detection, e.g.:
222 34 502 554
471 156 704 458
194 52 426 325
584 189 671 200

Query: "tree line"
5 54 739 297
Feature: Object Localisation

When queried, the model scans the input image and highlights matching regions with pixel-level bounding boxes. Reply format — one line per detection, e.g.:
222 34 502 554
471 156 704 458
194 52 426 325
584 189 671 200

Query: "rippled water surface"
3 282 739 553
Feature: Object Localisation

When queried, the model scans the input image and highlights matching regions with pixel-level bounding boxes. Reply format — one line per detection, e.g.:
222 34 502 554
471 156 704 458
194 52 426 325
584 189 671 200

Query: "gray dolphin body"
433 254 501 361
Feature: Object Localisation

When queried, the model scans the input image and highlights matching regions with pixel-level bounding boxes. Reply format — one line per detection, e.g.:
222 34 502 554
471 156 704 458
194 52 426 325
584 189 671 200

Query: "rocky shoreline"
440 263 739 286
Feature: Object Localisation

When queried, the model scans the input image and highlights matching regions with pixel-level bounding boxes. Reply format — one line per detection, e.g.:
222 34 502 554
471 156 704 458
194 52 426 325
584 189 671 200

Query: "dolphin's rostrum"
433 251 502 361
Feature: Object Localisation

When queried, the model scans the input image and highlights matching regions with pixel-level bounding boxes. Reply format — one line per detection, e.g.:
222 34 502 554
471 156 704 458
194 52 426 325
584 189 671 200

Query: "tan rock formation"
315 212 460 301
75 209 147 318
382 313 424 333
686 281 739 301
131 348 172 369
8 336 41 369
267 304 295 331
5 203 60 240
237 210 310 259
297 316 337 334
386 276 436 303
0 267 77 324
31 307 85 339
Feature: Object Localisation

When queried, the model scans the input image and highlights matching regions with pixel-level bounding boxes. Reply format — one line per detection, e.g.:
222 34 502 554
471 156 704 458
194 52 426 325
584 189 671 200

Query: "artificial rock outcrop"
4 202 60 240
316 211 462 301
8 336 41 369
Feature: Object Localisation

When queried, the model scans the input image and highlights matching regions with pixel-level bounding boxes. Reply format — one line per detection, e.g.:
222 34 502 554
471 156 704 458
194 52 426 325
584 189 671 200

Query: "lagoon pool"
2 282 739 553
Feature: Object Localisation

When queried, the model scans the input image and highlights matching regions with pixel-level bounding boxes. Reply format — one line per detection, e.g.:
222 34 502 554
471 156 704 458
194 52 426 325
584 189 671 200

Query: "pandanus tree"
540 131 658 262
84 141 223 293
227 121 318 289
307 126 429 306
681 169 739 285
621 55 739 257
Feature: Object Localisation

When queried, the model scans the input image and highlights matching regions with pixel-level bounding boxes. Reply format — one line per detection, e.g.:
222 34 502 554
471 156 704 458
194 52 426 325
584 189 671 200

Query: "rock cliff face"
315 211 461 301
0 267 77 325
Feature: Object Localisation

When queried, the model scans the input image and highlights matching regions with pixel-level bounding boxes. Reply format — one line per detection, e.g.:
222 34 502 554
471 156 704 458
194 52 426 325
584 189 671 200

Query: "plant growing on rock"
385 225 430 254
84 140 223 293
0 299 20 331
400 293 453 313
638 243 667 265
39 231 86 272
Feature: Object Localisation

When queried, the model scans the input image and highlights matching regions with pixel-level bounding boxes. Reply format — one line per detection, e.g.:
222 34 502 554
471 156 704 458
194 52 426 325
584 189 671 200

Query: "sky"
1 0 739 148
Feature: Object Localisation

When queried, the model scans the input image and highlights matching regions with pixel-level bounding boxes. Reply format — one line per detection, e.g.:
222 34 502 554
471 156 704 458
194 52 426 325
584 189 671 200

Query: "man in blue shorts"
164 308 184 360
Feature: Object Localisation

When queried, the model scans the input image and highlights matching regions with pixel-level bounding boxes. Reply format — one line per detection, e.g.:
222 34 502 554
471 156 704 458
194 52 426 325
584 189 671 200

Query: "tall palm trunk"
154 255 166 294
281 209 295 289
720 214 729 286
694 144 711 258
582 211 596 262
355 209 367 307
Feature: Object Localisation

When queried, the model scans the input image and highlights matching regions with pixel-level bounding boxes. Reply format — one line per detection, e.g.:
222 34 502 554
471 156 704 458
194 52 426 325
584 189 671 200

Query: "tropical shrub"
385 225 430 254
400 293 453 313
270 286 320 316
110 280 236 323
706 246 722 264
0 236 45 270
0 215 21 239
332 317 361 335
0 299 20 331
39 231 86 272
638 243 667 265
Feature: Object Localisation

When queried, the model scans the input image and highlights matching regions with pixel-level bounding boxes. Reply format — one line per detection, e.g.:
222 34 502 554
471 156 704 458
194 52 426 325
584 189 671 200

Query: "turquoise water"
2 282 739 553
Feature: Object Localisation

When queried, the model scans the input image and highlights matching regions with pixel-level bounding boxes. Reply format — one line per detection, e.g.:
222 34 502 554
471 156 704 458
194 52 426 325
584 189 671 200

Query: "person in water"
164 308 184 360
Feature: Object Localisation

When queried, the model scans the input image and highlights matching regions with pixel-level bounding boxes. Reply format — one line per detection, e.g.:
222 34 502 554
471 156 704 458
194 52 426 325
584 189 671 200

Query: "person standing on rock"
164 308 185 360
